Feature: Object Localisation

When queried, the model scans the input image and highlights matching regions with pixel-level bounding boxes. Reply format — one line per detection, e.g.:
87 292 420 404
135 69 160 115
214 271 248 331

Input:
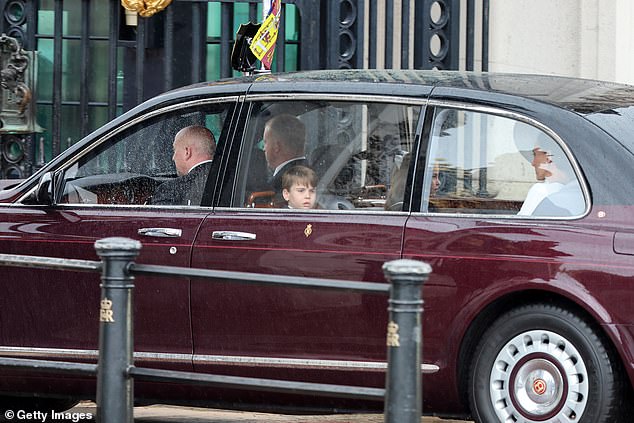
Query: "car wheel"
468 303 625 423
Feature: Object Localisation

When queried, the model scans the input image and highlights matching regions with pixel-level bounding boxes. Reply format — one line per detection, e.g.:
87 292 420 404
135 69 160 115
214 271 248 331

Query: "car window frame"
217 93 428 214
15 96 241 208
414 100 591 220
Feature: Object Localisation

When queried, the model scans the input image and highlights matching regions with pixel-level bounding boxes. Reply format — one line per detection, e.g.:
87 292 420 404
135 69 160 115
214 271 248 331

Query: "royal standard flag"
249 0 281 69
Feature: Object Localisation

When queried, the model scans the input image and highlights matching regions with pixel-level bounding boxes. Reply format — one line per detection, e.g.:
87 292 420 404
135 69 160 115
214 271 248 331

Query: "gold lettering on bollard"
100 298 114 323
386 321 400 347
304 224 313 238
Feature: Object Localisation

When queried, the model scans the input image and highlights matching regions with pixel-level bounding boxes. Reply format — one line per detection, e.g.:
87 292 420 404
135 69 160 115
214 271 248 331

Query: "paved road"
0 402 473 422
132 404 471 423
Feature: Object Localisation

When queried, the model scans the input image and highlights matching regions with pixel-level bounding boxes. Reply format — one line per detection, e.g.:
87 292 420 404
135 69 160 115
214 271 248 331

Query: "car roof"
174 69 634 115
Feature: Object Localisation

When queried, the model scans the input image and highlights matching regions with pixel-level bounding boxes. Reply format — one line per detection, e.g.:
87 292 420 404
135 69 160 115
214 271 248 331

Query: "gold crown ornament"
121 0 172 18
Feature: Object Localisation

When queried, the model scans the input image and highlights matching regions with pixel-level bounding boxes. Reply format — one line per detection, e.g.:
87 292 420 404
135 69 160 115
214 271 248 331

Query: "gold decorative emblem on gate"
304 224 313 238
386 321 400 347
100 298 115 323
121 0 172 18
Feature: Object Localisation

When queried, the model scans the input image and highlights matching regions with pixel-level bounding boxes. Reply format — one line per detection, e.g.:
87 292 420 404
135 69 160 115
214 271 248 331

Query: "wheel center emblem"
533 378 547 395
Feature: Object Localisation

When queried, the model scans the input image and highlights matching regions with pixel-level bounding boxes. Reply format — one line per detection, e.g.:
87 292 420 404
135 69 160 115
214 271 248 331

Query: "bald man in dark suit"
150 125 216 206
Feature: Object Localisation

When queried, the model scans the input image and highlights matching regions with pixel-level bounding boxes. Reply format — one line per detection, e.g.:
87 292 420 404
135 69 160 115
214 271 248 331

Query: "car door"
401 103 590 408
0 98 238 380
190 95 424 395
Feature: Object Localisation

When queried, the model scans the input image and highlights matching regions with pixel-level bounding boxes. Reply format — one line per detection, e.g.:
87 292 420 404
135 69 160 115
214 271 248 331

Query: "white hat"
513 122 554 162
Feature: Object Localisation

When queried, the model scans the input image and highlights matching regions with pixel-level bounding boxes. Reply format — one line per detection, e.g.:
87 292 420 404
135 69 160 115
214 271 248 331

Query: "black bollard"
95 237 141 423
382 259 431 423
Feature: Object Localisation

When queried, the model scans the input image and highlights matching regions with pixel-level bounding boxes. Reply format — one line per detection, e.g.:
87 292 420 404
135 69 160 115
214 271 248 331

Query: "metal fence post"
382 259 431 423
94 237 141 423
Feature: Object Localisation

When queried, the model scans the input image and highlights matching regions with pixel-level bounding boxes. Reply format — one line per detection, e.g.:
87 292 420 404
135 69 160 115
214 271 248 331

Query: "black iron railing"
0 237 431 423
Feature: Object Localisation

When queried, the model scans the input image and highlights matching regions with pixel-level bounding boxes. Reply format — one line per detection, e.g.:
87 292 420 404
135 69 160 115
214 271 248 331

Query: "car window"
422 107 586 217
232 99 421 211
58 103 232 206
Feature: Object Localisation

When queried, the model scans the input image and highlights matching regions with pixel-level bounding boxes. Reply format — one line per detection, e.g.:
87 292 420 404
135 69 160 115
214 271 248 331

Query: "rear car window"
422 107 586 217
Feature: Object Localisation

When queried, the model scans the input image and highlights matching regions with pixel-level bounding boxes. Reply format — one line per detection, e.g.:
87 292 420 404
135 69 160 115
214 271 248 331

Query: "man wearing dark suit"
150 125 216 206
262 114 307 193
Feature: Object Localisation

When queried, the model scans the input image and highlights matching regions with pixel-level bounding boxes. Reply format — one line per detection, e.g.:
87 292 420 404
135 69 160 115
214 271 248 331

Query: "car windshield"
586 105 634 155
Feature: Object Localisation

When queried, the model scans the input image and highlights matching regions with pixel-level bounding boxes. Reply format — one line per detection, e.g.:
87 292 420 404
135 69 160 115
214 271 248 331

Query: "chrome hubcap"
489 330 589 422
514 359 563 415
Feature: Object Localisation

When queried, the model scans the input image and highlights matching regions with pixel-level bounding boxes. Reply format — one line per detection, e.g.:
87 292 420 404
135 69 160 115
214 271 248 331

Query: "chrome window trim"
16 96 240 204
213 206 409 217
421 99 592 220
411 210 587 221
0 346 439 374
243 93 426 106
5 203 214 211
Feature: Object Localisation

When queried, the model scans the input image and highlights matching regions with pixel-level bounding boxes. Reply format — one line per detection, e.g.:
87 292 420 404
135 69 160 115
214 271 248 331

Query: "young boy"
281 165 318 209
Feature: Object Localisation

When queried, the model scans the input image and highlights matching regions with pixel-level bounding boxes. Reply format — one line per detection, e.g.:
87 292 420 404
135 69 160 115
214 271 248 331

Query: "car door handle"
137 228 182 238
212 231 256 241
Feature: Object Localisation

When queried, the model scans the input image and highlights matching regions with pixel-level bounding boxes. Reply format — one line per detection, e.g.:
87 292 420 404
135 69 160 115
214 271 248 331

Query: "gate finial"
121 0 172 18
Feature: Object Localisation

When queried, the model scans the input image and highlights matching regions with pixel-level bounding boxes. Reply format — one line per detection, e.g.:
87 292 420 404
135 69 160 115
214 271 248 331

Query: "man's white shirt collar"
273 156 306 176
187 159 213 174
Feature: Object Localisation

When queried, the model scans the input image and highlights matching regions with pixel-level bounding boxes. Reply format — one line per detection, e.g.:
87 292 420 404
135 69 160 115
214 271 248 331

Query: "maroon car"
1 70 634 423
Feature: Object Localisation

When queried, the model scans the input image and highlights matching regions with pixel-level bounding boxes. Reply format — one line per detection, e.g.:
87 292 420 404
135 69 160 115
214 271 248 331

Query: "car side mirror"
35 172 56 205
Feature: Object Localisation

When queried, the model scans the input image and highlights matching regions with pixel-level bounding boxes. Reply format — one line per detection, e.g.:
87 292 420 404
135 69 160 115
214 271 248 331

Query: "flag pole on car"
231 0 280 75
251 0 280 71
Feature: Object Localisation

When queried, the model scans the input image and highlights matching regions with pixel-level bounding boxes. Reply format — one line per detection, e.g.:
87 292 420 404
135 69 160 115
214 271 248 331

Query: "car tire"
468 303 625 423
